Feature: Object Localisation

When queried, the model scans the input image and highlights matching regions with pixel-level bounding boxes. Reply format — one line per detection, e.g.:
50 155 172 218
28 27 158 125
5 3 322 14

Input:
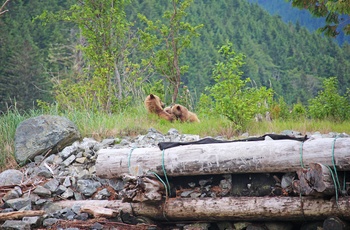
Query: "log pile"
93 136 350 225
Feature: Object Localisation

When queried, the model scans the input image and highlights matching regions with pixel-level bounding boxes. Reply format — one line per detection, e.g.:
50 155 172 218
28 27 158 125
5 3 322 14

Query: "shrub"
308 77 350 121
201 41 273 131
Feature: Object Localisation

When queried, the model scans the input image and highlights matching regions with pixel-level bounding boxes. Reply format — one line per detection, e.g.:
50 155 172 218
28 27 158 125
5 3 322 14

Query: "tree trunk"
55 196 350 221
96 138 350 178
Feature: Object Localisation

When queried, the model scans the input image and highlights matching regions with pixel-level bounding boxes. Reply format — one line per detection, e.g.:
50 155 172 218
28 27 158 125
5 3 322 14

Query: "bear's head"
144 94 165 113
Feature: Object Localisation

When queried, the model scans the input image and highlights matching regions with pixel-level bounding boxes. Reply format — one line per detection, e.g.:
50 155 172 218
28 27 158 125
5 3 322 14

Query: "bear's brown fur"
164 106 172 115
171 104 200 123
144 94 174 121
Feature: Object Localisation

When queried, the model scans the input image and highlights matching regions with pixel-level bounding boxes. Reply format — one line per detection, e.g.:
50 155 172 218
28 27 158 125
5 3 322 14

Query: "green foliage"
308 77 350 121
202 42 273 131
138 0 203 103
290 101 307 120
2 0 350 115
177 85 195 111
270 96 290 120
37 0 143 113
289 0 350 37
142 79 166 102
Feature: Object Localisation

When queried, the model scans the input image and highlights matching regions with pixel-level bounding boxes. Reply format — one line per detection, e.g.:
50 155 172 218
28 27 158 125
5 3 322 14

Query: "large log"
56 196 350 221
293 163 336 196
96 138 350 178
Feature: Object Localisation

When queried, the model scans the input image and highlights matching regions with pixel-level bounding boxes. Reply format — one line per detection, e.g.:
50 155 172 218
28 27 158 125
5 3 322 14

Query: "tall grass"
1 105 350 171
0 109 43 170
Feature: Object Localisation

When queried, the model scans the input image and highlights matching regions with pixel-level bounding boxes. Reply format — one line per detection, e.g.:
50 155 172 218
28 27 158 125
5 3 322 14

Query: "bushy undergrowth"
2 104 350 171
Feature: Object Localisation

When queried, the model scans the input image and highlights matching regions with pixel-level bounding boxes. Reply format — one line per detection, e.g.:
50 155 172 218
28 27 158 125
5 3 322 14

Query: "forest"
0 0 349 121
248 0 350 46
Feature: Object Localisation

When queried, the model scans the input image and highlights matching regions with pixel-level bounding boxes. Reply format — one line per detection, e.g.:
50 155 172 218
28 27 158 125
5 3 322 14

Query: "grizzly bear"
144 94 174 121
171 104 200 123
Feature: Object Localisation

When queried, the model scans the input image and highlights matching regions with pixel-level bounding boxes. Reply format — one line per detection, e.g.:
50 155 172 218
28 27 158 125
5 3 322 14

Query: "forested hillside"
248 0 350 46
0 0 349 112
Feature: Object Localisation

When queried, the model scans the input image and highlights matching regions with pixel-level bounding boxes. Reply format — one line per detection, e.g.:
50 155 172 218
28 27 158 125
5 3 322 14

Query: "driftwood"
293 163 337 196
96 138 350 178
0 210 45 221
56 196 350 221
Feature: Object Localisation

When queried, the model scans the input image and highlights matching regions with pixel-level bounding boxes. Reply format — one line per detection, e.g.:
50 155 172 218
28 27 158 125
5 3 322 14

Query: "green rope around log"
162 149 171 197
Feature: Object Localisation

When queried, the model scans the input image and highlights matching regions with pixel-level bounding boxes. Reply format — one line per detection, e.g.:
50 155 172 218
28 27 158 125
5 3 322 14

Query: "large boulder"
14 115 81 164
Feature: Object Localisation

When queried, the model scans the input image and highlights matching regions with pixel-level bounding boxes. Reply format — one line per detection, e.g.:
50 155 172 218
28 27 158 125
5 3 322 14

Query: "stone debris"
1 118 349 229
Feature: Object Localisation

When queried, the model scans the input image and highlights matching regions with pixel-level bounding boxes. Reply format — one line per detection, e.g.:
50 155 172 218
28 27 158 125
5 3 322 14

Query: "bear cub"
171 104 200 123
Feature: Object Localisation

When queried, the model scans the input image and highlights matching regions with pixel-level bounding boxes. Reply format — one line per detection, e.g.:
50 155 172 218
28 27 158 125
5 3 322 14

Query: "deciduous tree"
138 0 203 103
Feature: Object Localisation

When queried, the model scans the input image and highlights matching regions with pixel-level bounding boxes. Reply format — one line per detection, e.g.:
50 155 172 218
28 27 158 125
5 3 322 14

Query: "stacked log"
94 137 350 222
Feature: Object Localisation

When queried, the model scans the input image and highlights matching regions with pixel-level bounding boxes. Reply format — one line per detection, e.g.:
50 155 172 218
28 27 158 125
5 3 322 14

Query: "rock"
33 186 52 197
94 188 111 200
63 177 72 187
43 178 60 193
76 179 101 197
1 220 31 230
62 154 76 167
181 190 194 197
234 222 251 230
5 197 31 211
35 166 53 178
14 115 81 164
2 186 22 201
183 223 211 230
91 222 104 230
59 144 78 159
22 216 42 227
0 169 24 186
61 188 74 199
42 218 59 227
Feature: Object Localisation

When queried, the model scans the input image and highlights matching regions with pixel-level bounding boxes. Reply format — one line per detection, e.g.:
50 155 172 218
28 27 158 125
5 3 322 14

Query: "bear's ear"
176 105 181 111
149 94 155 99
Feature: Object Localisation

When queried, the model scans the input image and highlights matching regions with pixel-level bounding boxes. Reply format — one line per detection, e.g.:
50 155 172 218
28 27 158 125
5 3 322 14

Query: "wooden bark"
96 138 350 178
56 196 350 221
0 210 45 221
293 163 336 196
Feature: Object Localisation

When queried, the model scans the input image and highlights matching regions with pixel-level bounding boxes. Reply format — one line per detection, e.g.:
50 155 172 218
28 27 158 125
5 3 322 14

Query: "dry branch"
0 210 45 221
80 205 117 218
0 0 10 16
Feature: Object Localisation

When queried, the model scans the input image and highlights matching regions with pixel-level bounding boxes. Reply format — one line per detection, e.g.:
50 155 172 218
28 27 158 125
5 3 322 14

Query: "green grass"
1 105 350 171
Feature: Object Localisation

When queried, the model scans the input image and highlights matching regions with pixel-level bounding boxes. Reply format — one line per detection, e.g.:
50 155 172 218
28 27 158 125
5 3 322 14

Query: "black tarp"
158 134 308 150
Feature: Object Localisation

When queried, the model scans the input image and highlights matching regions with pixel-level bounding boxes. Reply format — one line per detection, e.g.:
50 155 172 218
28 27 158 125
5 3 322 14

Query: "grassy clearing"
1 105 350 171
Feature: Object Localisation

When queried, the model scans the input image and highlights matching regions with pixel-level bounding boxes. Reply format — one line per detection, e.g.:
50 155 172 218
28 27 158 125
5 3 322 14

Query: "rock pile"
0 115 349 230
